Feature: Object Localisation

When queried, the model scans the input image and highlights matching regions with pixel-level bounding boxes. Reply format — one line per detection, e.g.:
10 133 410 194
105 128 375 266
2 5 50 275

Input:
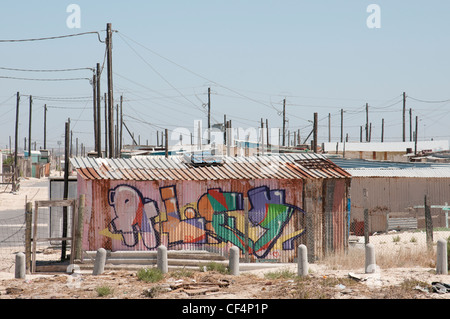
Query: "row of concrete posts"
15 240 448 278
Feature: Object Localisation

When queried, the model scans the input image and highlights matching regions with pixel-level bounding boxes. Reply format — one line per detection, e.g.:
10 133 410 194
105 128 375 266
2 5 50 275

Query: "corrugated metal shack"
330 157 450 234
70 153 351 262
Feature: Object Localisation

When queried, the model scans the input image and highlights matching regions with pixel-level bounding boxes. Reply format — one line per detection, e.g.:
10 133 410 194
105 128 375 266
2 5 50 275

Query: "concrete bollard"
157 245 168 274
365 243 376 274
436 239 448 275
92 248 107 275
297 245 308 276
15 252 26 279
229 246 240 276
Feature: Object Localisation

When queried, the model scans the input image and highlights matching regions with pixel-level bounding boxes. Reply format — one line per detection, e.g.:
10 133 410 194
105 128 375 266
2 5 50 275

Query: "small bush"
137 267 164 283
96 285 113 297
170 268 195 279
264 269 297 280
202 262 229 274
393 235 401 243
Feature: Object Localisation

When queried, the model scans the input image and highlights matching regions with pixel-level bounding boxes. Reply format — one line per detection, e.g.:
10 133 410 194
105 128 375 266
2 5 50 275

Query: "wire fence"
0 200 448 273
0 205 73 273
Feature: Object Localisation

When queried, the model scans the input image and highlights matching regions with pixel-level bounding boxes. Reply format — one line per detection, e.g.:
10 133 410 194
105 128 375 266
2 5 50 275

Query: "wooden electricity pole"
92 73 98 154
328 113 331 142
61 119 70 261
402 92 406 142
96 63 102 158
409 108 412 142
282 99 286 146
13 92 19 192
207 87 211 144
365 103 369 142
28 96 32 157
43 104 47 150
340 109 344 143
120 95 123 155
104 93 108 157
106 23 114 158
313 112 318 153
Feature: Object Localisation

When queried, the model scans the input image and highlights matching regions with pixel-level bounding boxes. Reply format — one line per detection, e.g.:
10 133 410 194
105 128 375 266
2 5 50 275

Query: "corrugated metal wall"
78 176 349 262
350 177 450 233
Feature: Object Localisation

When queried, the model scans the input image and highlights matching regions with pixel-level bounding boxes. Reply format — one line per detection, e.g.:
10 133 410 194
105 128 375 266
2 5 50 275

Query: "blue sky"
0 1 449 152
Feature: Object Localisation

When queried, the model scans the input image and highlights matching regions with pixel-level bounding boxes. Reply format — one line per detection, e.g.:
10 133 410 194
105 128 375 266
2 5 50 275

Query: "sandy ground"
0 176 449 300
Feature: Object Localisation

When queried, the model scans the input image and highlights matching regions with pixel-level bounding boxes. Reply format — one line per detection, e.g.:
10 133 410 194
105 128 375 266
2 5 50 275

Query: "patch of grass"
264 268 297 280
96 285 114 297
410 236 417 243
137 267 164 283
202 262 229 274
170 268 196 279
292 276 358 299
393 235 401 243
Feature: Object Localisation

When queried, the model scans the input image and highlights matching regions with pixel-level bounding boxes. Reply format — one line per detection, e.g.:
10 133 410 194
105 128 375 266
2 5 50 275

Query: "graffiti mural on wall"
100 185 305 259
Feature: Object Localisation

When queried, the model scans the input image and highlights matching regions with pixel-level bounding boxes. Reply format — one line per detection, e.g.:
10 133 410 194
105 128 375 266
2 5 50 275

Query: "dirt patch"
0 263 448 299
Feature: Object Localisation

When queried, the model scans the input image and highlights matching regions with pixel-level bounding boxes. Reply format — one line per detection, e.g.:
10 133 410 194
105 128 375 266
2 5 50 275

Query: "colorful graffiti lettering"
105 185 159 249
100 185 305 259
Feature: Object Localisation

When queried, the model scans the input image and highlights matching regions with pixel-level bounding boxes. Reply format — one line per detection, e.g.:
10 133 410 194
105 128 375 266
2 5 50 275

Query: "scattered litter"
414 285 429 294
348 272 367 282
432 282 450 294
335 284 346 290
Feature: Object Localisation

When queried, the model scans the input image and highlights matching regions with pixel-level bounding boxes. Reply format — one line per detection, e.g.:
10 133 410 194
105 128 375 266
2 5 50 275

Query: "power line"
0 31 105 43
0 75 90 81
408 96 450 103
0 66 94 72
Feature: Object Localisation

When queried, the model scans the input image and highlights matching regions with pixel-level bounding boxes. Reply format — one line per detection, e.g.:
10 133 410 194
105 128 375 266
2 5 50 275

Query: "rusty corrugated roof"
70 153 351 181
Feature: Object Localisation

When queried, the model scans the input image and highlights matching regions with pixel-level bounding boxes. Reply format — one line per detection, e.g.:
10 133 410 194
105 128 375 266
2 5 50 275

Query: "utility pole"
328 113 331 142
409 108 412 142
104 93 108 157
223 114 227 146
61 119 70 261
365 103 369 142
266 119 269 150
313 112 318 153
120 95 123 156
381 118 384 142
106 23 114 158
92 73 98 154
282 99 286 146
340 109 344 143
13 92 19 192
207 87 211 144
43 104 47 150
414 116 418 155
96 63 102 158
165 128 169 158
260 118 264 155
28 96 32 157
402 92 406 142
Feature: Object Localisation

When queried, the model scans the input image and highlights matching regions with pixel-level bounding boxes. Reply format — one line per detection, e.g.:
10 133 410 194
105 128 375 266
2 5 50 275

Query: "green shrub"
202 262 229 274
96 285 113 297
137 267 164 283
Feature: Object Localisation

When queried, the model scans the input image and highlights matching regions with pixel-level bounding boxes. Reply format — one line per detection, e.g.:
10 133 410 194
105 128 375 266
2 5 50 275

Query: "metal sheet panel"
78 177 315 262
70 154 351 181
